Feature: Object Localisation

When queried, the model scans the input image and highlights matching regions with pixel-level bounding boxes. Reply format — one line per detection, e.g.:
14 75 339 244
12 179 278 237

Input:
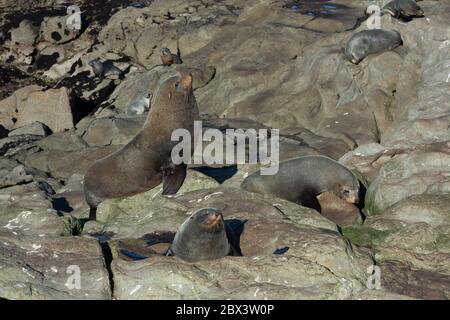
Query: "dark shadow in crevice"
52 197 73 213
191 165 238 184
357 181 367 221
225 218 247 256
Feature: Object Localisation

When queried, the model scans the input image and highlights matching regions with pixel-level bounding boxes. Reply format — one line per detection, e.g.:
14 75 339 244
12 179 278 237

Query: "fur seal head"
160 47 182 66
332 181 359 204
88 59 104 76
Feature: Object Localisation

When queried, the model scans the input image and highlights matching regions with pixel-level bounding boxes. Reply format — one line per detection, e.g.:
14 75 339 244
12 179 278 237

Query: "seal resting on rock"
344 29 403 64
88 59 124 79
383 0 424 19
127 92 151 116
167 208 244 262
160 47 182 66
240 155 360 210
83 73 199 220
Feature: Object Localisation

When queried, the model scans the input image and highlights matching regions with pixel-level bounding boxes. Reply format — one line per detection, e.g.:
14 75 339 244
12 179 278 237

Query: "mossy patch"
435 233 450 249
363 178 380 216
62 216 83 236
341 226 392 248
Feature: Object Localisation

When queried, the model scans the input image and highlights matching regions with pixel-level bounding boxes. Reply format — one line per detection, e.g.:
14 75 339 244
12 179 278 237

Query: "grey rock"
9 122 51 137
10 20 39 46
0 231 111 300
40 14 81 44
14 87 74 133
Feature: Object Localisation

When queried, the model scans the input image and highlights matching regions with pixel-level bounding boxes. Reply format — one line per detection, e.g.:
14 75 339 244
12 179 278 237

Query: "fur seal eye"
174 81 180 88
342 190 350 196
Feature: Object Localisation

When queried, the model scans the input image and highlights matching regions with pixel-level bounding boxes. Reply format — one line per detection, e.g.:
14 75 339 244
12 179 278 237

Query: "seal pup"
127 92 151 116
160 46 182 66
88 59 124 79
166 208 244 262
344 29 403 64
83 72 199 220
383 0 424 19
240 155 360 209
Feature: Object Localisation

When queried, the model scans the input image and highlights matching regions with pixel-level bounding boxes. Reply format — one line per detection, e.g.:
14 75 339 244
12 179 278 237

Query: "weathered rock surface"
365 147 450 216
0 231 111 300
0 0 449 300
105 188 374 299
14 87 74 133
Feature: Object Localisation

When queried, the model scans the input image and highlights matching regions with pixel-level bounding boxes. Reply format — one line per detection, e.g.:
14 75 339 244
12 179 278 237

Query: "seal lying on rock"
167 208 244 262
344 29 403 64
240 155 360 209
160 47 182 66
383 0 424 19
89 59 124 79
83 73 199 220
127 92 151 116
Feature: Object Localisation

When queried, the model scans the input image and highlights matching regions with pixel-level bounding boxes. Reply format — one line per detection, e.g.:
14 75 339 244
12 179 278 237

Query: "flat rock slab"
0 231 111 300
112 253 368 300
379 260 450 300
0 182 66 237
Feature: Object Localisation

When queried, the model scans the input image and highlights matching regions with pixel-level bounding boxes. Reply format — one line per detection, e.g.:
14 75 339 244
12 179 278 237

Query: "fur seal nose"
348 194 359 204
205 211 223 226
212 212 223 221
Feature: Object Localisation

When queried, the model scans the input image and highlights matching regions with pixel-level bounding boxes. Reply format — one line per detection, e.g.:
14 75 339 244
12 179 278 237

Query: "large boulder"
14 87 74 133
0 231 111 300
365 147 450 216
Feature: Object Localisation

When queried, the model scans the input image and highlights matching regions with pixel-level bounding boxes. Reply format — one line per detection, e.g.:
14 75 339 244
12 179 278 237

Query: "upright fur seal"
160 47 182 66
344 29 403 64
167 208 243 262
383 0 424 19
84 73 199 220
240 155 360 209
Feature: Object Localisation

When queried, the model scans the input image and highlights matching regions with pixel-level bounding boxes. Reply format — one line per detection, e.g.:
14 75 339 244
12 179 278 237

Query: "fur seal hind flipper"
161 163 187 195
89 206 97 221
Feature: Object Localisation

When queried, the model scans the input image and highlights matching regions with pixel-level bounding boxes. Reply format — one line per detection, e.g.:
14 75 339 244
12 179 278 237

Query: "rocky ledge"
0 0 449 300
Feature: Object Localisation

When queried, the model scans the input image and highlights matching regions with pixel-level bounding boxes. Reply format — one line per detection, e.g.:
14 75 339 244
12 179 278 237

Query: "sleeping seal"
240 155 360 209
345 29 403 64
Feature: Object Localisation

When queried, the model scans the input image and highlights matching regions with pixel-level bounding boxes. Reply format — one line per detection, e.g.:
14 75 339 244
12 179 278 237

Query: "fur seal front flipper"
161 163 187 195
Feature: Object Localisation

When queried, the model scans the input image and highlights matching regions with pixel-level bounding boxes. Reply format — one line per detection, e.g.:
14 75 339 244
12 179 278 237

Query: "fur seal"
89 59 123 79
84 72 199 220
383 0 424 19
240 155 360 209
160 47 182 66
167 208 244 262
344 29 403 64
127 92 151 116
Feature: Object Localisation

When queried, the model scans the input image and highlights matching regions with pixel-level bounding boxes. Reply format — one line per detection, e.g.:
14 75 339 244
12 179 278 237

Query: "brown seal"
160 47 182 66
240 155 360 210
383 0 424 19
167 208 244 262
83 73 199 220
344 29 403 64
